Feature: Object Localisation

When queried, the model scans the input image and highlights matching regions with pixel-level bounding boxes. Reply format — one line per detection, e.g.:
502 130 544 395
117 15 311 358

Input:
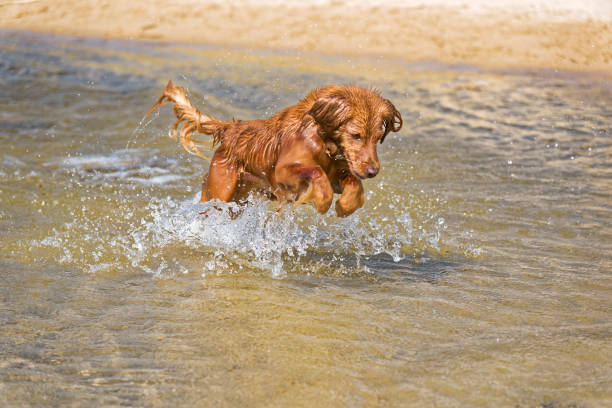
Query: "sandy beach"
1 0 610 75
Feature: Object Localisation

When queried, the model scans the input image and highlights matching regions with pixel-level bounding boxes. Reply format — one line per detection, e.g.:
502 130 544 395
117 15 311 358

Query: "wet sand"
1 0 611 75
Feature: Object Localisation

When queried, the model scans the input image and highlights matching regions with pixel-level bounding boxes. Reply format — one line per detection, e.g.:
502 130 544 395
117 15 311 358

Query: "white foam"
30 190 474 277
126 195 419 277
46 149 185 185
128 174 184 185
56 153 139 170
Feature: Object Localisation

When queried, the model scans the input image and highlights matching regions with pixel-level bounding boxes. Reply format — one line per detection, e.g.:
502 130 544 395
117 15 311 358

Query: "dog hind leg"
202 150 239 202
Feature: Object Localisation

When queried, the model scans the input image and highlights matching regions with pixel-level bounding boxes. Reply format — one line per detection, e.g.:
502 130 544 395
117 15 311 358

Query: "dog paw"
335 199 358 218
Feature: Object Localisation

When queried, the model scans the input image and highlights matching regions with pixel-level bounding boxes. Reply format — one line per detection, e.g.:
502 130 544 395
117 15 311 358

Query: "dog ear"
381 100 402 144
308 95 350 133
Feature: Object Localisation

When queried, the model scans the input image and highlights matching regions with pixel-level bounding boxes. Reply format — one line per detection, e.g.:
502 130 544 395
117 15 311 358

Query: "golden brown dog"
147 81 402 217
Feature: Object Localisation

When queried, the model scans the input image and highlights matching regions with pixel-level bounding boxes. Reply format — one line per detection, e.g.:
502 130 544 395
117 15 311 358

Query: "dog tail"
145 80 228 160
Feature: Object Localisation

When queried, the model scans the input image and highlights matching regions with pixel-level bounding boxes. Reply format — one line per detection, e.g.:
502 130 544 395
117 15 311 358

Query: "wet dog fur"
146 81 402 217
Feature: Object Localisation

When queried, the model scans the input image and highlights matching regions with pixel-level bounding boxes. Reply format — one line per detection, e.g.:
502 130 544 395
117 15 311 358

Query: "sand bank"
1 0 611 75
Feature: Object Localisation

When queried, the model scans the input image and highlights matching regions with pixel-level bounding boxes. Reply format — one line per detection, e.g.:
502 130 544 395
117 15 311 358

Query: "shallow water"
1 31 611 407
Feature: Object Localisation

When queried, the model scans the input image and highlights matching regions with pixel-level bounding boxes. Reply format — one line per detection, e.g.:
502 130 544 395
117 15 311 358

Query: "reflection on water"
1 31 611 407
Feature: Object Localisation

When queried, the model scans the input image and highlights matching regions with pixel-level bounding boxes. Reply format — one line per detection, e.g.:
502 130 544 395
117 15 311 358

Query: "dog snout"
366 165 379 178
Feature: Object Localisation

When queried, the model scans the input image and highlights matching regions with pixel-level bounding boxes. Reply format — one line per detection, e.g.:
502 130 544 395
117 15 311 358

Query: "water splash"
26 189 461 278
127 195 419 278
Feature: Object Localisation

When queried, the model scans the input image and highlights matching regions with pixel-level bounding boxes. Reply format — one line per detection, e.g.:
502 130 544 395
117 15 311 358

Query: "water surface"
1 31 611 407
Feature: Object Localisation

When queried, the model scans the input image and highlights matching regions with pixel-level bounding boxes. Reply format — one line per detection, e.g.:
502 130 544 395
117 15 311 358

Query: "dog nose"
366 166 379 178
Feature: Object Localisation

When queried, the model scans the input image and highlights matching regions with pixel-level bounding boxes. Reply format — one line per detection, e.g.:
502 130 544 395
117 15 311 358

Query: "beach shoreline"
1 0 611 76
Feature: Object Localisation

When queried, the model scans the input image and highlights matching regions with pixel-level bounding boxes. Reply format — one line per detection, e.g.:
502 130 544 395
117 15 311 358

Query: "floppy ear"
308 95 351 133
381 100 402 144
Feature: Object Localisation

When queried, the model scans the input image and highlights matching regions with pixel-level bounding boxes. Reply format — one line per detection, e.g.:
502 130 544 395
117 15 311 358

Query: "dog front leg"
275 164 333 214
335 174 365 217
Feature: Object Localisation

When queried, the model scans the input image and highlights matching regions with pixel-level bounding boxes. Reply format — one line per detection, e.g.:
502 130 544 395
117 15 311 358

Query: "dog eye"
351 133 361 141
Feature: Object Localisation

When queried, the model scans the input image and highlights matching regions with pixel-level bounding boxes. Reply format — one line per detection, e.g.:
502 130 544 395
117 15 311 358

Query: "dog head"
307 85 402 179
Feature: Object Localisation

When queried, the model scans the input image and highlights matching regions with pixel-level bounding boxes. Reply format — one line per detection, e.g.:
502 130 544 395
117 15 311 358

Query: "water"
1 30 611 407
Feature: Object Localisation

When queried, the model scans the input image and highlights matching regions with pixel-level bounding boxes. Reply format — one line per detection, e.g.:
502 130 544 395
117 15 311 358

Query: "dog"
146 81 402 217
